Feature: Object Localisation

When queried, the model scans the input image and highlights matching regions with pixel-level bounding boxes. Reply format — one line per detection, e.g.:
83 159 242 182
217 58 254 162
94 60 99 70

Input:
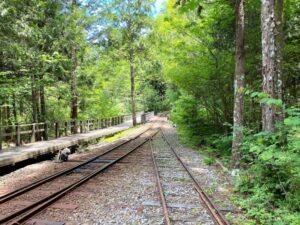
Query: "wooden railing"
0 112 153 150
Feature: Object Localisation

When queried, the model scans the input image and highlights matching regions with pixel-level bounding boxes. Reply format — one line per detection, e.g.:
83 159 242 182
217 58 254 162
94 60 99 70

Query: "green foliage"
170 94 215 146
0 0 162 126
206 134 232 158
233 106 300 224
203 156 215 166
154 0 235 131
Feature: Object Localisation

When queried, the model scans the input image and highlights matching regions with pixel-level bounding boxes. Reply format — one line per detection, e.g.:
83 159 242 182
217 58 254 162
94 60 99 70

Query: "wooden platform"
0 118 141 168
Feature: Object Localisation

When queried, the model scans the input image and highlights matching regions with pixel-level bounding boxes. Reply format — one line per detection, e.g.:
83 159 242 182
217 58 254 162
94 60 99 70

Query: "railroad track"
150 129 230 225
0 128 158 225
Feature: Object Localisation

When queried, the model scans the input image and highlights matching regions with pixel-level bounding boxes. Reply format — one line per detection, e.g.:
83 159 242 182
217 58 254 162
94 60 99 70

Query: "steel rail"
160 129 230 225
0 127 150 204
149 138 171 225
1 130 159 225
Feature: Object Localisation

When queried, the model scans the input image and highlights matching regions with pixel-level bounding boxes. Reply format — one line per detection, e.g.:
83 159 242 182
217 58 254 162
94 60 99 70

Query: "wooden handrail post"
44 122 48 141
87 120 90 132
16 124 21 146
31 123 36 143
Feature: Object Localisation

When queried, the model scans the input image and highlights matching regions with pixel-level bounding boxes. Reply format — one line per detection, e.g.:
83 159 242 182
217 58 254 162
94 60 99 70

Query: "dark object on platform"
58 148 71 162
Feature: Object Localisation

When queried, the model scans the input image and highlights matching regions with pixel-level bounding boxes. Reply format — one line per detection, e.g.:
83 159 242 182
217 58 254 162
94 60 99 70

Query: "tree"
274 0 284 122
91 0 154 126
70 0 79 133
261 0 276 132
232 0 245 169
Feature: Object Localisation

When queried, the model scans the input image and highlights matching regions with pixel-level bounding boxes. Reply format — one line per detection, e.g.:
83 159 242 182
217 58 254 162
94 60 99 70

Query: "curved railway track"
0 128 158 225
150 129 230 225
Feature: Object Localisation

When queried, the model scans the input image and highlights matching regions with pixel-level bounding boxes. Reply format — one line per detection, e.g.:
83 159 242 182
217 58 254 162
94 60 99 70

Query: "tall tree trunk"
31 74 39 123
70 46 78 133
128 13 137 127
274 0 284 123
261 0 277 132
12 93 17 123
40 80 46 122
130 58 137 126
70 0 78 133
232 0 245 169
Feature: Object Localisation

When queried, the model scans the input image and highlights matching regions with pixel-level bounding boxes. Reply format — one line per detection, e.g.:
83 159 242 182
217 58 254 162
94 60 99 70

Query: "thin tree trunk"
12 93 17 123
70 0 78 133
275 0 284 123
130 59 137 126
40 81 46 122
232 0 245 169
31 74 38 123
70 46 78 133
261 0 277 132
127 11 137 127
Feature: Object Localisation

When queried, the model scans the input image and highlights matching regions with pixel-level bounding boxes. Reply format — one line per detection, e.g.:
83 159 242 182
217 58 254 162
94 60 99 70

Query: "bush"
235 106 300 224
206 134 232 156
170 94 217 146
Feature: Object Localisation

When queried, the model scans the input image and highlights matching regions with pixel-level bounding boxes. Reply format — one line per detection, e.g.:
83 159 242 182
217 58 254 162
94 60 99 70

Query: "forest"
0 0 299 224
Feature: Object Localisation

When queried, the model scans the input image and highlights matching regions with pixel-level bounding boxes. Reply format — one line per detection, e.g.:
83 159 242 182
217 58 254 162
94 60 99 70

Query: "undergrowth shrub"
170 95 213 146
235 106 300 225
206 134 232 156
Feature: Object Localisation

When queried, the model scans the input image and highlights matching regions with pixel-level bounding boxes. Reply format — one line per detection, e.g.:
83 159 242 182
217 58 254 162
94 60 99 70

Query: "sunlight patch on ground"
100 125 142 143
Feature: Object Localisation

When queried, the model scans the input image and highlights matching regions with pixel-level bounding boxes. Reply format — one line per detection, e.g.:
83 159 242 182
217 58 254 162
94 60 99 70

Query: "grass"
99 125 142 143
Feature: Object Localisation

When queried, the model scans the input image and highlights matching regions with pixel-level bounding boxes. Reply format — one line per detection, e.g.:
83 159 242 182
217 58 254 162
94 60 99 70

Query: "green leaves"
260 98 283 108
284 116 300 126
